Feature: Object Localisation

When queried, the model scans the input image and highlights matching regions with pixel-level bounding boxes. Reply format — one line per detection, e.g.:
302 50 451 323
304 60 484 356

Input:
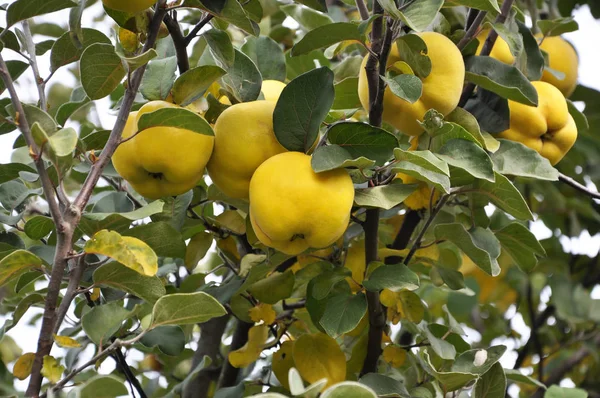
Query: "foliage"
0 0 599 397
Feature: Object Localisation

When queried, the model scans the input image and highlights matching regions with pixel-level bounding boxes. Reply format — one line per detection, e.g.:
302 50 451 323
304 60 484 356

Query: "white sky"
0 2 599 394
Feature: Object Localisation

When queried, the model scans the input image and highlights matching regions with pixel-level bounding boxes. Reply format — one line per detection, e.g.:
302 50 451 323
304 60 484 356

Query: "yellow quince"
249 152 354 256
539 36 579 97
358 32 465 136
498 81 577 165
112 101 214 199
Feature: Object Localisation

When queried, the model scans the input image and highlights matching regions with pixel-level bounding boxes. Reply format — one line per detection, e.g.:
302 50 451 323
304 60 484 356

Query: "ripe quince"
207 81 288 199
112 101 214 199
102 0 156 13
539 36 579 97
358 32 465 136
475 29 515 64
498 81 577 165
249 152 354 256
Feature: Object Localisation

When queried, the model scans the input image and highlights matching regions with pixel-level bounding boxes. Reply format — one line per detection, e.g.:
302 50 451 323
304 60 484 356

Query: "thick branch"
163 12 190 73
558 172 600 200
458 0 515 107
385 210 421 264
184 315 230 398
53 256 86 334
218 320 253 388
355 0 369 21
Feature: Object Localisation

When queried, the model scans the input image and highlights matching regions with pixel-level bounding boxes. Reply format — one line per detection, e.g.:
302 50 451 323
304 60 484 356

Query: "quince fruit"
249 152 354 256
498 81 577 165
475 29 515 64
358 32 465 136
207 82 288 199
102 0 156 13
112 101 214 199
539 36 579 97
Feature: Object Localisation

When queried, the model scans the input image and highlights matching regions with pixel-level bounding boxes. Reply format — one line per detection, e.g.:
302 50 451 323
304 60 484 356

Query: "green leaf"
504 369 546 389
6 104 57 138
354 182 419 210
495 222 545 273
171 65 227 107
0 181 41 211
81 301 134 345
7 0 76 27
333 77 362 109
435 224 501 276
472 172 534 221
80 43 126 100
248 271 295 304
537 17 579 37
50 28 111 72
150 292 227 328
77 375 128 398
0 61 28 95
204 29 235 68
544 387 588 398
0 163 35 184
137 107 214 136
473 363 506 398
435 267 465 290
396 0 444 32
517 20 544 81
140 326 186 356
163 356 211 398
490 139 558 181
295 0 327 13
437 139 495 182
241 36 286 82
121 49 158 72
444 0 500 14
392 148 450 193
396 34 431 78
567 99 589 133
273 67 334 152
185 231 213 270
123 221 186 259
150 191 192 231
311 268 352 300
420 350 476 390
382 73 423 104
140 56 178 101
221 49 262 102
363 262 419 292
464 89 510 134
93 262 166 303
465 56 538 106
311 145 376 173
84 200 164 222
453 345 507 375
320 291 367 337
24 216 54 240
321 382 377 398
0 250 43 287
421 324 456 360
359 373 410 398
286 50 331 80
327 121 399 166
210 0 258 35
280 4 332 31
291 23 363 56
56 96 91 126
0 293 44 339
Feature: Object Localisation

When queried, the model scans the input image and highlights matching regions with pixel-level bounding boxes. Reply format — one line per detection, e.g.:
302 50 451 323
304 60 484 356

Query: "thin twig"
355 0 369 21
558 172 600 200
183 14 214 46
526 281 544 381
457 10 488 50
403 195 449 266
53 256 86 335
22 20 47 111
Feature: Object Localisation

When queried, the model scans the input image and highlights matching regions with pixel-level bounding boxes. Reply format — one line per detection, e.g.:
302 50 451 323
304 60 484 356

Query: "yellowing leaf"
13 352 35 380
54 334 81 348
293 333 346 389
90 287 101 301
249 303 277 325
0 250 43 286
228 325 269 368
84 230 158 276
382 345 407 367
272 341 295 390
41 355 65 384
380 289 425 324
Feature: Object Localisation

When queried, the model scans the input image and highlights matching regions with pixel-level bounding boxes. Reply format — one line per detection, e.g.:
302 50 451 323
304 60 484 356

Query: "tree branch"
163 12 190 73
457 10 488 50
558 172 600 200
22 20 47 111
526 281 544 381
218 320 253 388
403 195 449 266
53 255 86 335
183 14 214 46
513 305 555 369
385 210 421 264
458 0 515 107
355 0 369 21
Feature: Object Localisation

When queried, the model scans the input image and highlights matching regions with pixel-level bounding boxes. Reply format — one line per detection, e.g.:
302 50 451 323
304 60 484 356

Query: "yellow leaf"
228 325 269 368
84 230 158 276
380 289 425 324
90 287 101 301
53 334 81 348
293 333 346 389
13 352 35 380
0 250 43 287
272 341 295 390
382 345 407 368
41 355 65 384
346 334 368 376
249 303 277 325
